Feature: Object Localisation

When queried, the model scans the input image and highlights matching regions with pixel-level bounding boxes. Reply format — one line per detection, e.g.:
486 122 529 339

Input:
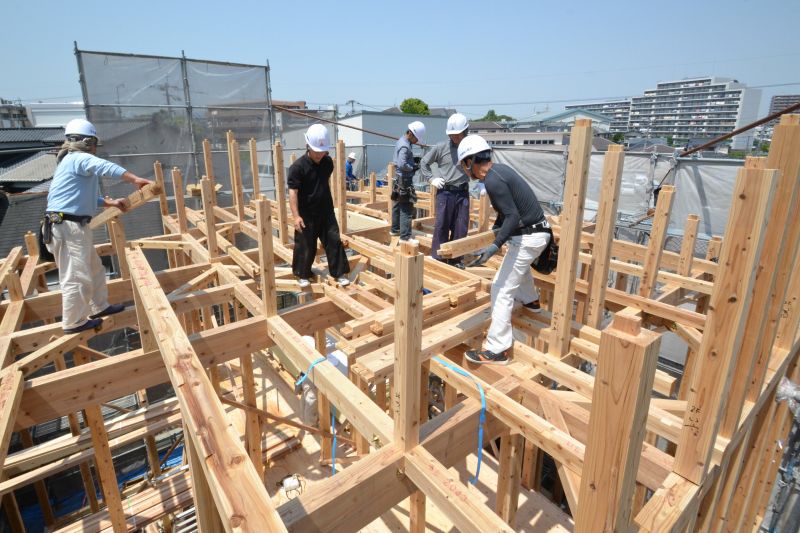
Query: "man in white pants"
457 135 550 365
45 119 152 333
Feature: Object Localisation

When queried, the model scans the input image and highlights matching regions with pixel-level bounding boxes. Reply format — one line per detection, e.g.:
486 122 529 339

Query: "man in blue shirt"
345 152 357 191
390 121 425 241
45 119 152 333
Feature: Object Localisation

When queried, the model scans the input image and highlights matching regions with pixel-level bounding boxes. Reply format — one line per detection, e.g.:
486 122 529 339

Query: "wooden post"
429 185 437 219
153 160 169 218
249 138 261 199
201 177 218 258
315 330 332 463
185 431 225 533
171 167 188 234
585 144 624 327
638 185 675 298
18 428 54 526
273 141 289 245
478 189 491 232
393 240 425 530
548 119 593 356
677 215 700 277
74 353 127 532
256 197 277 317
368 171 377 204
673 166 778 484
388 163 397 228
108 220 130 280
336 139 348 234
496 432 524 527
229 138 246 220
575 314 660 532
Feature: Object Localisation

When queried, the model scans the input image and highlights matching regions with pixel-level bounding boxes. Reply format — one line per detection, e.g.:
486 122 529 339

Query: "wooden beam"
638 185 675 298
549 119 593 356
249 138 260 198
495 432 524 526
336 139 347 233
674 167 778 484
585 144 624 327
201 177 219 258
88 182 163 229
677 215 700 277
575 314 660 532
273 141 289 245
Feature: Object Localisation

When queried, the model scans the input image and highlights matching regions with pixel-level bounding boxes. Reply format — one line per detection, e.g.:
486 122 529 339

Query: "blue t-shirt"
345 160 356 180
46 152 126 216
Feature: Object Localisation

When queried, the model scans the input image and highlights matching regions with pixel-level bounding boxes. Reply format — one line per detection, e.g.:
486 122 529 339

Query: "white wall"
731 87 762 150
26 102 85 127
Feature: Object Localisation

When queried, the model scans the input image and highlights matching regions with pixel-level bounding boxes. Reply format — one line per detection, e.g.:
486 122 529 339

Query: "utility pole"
345 100 356 115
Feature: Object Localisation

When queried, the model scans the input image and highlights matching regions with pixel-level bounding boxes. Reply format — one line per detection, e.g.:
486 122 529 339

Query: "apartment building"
564 99 631 133
767 94 800 126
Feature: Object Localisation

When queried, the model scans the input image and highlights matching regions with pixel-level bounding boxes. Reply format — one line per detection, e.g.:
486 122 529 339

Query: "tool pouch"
38 216 56 262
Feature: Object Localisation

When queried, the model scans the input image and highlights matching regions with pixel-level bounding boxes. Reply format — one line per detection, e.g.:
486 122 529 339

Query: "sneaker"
336 277 350 287
298 278 310 288
89 303 125 319
452 261 465 270
522 299 541 311
389 231 400 236
64 318 103 334
464 349 509 365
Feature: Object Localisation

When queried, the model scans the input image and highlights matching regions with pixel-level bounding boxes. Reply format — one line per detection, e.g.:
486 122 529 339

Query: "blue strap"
295 356 327 386
331 406 337 476
433 356 486 485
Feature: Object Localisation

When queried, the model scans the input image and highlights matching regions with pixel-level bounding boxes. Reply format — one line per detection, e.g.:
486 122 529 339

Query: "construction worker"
390 121 426 241
345 152 358 191
45 119 152 334
420 113 470 266
288 124 351 288
457 135 550 365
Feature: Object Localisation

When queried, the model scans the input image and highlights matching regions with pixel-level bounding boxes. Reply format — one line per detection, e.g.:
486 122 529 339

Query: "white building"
26 102 85 127
337 111 448 179
629 77 760 150
564 100 631 133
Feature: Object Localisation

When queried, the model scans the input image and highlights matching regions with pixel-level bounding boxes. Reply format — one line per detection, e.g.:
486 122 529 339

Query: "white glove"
477 182 487 196
430 177 445 190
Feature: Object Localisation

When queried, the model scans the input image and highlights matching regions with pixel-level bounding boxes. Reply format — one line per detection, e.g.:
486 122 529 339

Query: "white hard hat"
304 124 331 152
407 121 426 143
347 152 356 160
457 135 492 163
64 118 97 138
446 113 469 135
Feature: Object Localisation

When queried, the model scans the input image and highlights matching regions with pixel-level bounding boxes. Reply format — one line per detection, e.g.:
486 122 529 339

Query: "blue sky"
2 0 798 120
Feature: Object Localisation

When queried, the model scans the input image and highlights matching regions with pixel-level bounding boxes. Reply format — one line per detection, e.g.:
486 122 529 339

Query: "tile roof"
0 151 57 183
0 191 48 257
0 128 64 143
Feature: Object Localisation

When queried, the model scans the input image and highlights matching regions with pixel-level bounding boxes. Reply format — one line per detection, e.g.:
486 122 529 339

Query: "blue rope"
331 406 337 476
432 356 486 485
295 356 327 386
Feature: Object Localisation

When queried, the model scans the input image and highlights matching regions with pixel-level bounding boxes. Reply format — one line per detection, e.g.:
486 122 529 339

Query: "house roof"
0 151 57 184
529 108 613 124
0 191 48 257
0 128 64 143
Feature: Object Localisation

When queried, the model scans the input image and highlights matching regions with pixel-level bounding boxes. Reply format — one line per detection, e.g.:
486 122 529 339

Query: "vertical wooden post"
585 144 624 328
638 185 675 298
18 428 54 526
388 163 397 223
315 330 332 463
74 353 127 532
548 119 593 356
575 314 660 532
478 190 491 232
171 168 188 234
153 161 169 218
229 138 246 220
496 432 524 527
368 171 377 204
273 141 289 246
249 138 261 199
108 220 130 280
673 167 778 484
201 177 218 258
429 185 437 219
185 432 225 533
392 240 425 531
677 215 700 277
336 139 348 234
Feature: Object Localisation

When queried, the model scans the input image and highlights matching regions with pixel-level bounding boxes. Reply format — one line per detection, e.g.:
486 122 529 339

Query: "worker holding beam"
44 119 152 333
457 135 550 365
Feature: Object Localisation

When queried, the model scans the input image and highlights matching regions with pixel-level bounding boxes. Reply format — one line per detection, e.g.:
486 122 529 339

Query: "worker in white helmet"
390 121 425 241
457 135 550 365
345 152 358 191
420 113 470 266
288 124 351 289
44 119 152 333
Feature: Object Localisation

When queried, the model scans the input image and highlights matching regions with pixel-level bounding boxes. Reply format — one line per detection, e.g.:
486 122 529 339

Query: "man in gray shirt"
420 113 470 266
457 135 550 365
390 120 425 240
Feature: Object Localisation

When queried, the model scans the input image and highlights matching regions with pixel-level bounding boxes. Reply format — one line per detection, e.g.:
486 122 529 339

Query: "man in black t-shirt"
287 124 350 288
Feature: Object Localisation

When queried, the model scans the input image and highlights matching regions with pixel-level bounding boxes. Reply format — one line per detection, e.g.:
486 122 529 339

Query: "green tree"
612 132 625 143
399 98 430 115
666 136 674 146
478 109 514 122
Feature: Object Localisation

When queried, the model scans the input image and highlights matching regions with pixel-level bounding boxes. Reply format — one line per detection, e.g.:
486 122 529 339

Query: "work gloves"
468 243 499 267
430 177 445 189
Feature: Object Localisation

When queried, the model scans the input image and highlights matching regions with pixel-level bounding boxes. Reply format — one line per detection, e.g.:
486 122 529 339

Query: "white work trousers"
484 232 550 354
47 220 109 329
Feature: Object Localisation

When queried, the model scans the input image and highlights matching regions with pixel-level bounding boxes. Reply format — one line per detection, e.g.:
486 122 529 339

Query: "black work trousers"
292 209 350 279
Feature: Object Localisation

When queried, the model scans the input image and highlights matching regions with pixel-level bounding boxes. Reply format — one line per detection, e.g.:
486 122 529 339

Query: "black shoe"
89 303 125 319
522 299 541 311
64 318 103 334
389 231 400 236
453 261 465 270
464 349 509 365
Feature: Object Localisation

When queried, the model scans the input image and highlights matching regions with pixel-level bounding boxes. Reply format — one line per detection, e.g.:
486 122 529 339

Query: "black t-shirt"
287 153 335 216
485 163 545 248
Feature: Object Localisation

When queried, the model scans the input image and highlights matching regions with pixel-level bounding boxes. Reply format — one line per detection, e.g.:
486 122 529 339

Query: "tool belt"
441 183 468 193
45 212 93 225
391 179 417 203
511 218 550 236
